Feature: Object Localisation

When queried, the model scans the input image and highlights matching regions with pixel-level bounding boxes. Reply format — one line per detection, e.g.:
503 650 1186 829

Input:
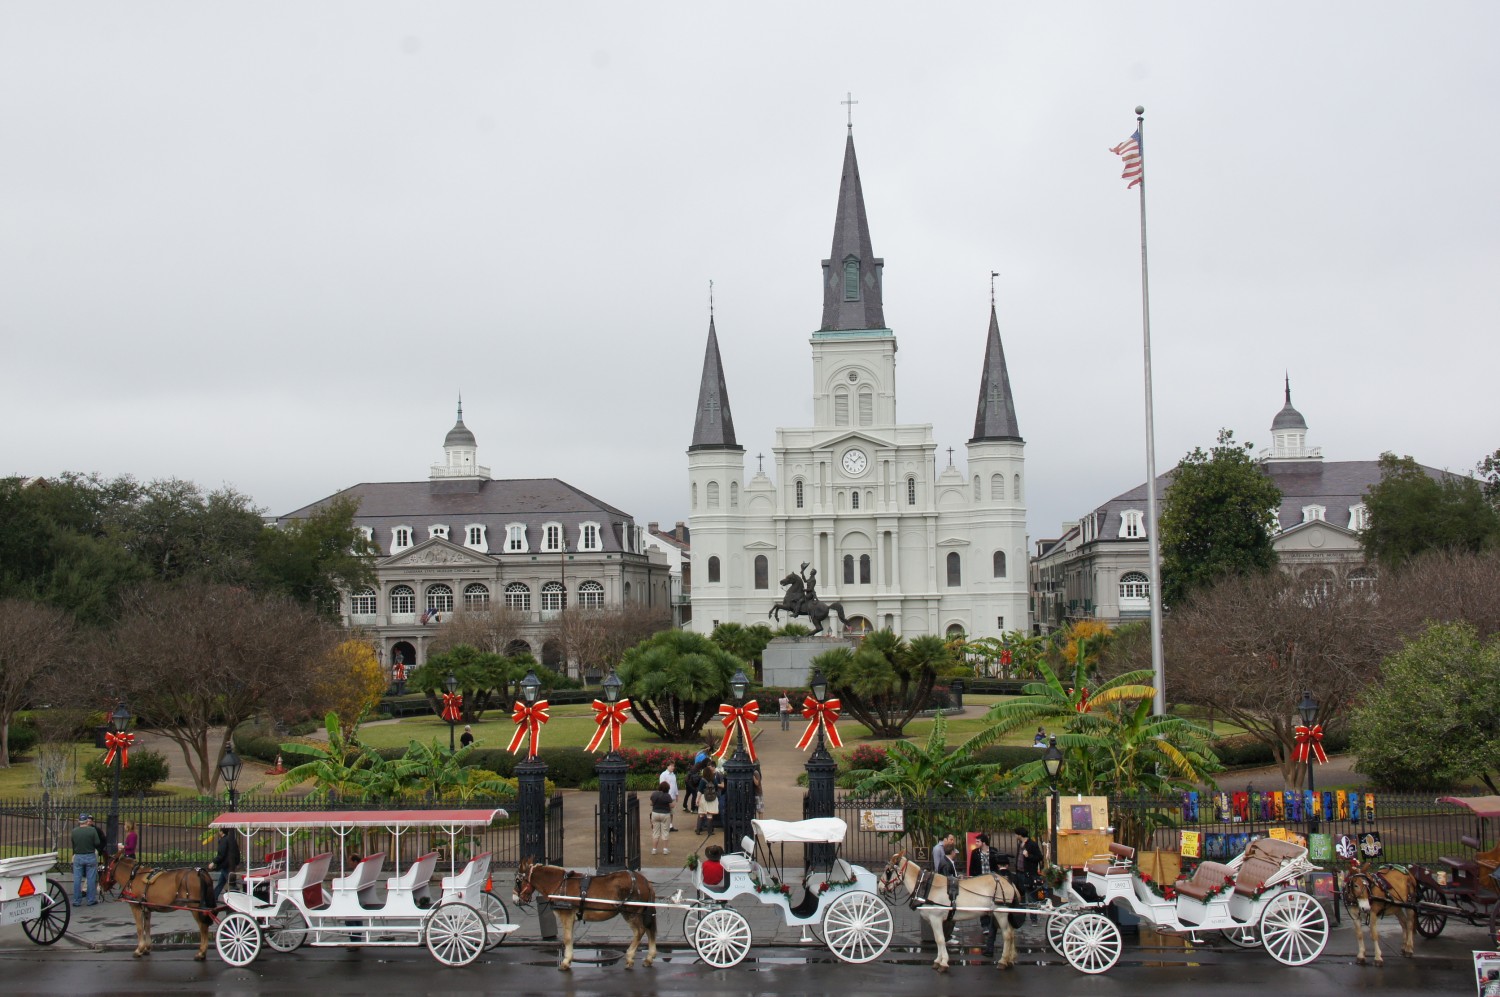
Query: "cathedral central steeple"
820 133 886 332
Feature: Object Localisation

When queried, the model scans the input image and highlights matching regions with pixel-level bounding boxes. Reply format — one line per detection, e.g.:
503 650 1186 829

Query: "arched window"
946 623 966 640
426 584 453 613
859 554 871 584
843 554 855 584
578 580 604 608
429 524 449 540
992 551 1007 578
580 523 600 550
851 491 860 510
692 482 698 509
858 387 873 426
541 581 566 613
392 527 412 550
729 481 739 508
1119 572 1150 601
973 475 980 499
463 583 490 610
946 551 962 587
843 257 860 300
1347 566 1376 590
707 556 721 583
795 480 805 509
834 387 850 426
1013 473 1021 500
754 555 769 590
624 581 631 601
990 473 1005 500
907 477 916 506
350 588 377 615
707 481 720 509
390 585 415 615
504 582 531 611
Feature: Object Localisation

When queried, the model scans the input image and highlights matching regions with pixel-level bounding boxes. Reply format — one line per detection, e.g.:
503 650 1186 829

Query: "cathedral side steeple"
689 317 743 452
969 305 1022 443
820 133 886 332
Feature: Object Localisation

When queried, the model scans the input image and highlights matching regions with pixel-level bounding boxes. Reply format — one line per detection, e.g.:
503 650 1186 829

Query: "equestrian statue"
769 562 849 636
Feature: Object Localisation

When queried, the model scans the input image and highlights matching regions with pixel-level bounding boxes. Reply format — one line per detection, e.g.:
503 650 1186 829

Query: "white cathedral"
686 130 1028 641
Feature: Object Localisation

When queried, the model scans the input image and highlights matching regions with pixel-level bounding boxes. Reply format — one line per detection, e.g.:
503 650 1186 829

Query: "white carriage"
684 817 895 968
0 852 69 945
211 809 517 968
1063 836 1330 966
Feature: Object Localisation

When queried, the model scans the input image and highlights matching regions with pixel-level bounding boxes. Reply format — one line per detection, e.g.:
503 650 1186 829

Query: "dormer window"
843 257 860 301
465 524 487 551
543 523 563 551
429 524 449 541
579 522 601 551
392 526 412 550
505 523 527 552
1119 510 1144 539
1302 505 1326 523
1348 503 1370 531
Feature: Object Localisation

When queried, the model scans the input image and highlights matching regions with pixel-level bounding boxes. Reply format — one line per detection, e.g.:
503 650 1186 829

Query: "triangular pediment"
814 430 892 451
743 540 778 551
936 537 971 548
384 537 495 568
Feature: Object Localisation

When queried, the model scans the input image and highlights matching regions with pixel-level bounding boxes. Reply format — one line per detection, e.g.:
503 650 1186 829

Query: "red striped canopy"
210 809 507 831
1437 796 1500 818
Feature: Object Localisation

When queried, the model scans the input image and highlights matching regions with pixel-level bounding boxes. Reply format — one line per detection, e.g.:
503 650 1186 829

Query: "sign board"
1047 795 1108 833
1474 950 1500 997
858 809 904 833
0 895 42 927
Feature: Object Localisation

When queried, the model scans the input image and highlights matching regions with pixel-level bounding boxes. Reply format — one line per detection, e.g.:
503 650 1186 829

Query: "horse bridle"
878 854 912 903
513 862 538 909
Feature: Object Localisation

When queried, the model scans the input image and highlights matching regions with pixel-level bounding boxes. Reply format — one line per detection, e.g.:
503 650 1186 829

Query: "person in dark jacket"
208 827 241 903
649 781 673 855
968 833 999 956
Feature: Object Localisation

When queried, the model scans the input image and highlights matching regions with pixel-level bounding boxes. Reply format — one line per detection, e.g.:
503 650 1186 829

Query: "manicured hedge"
5 718 39 757
84 749 170 794
1209 730 1350 768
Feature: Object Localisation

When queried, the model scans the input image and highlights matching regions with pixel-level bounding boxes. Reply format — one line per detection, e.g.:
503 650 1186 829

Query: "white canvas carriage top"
751 817 848 844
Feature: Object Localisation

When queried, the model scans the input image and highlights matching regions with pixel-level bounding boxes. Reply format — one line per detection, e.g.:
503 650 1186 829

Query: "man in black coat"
208 828 241 903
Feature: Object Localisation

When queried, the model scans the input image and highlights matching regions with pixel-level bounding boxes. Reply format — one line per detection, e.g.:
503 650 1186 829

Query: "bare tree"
427 606 530 656
0 600 73 767
95 582 339 793
1376 548 1500 639
545 604 671 679
1165 569 1397 787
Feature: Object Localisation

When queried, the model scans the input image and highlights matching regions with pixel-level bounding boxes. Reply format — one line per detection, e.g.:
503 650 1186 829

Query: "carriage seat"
440 852 492 904
331 852 386 908
1241 837 1306 865
1173 861 1235 901
276 853 333 909
244 849 289 886
1085 843 1136 877
386 852 440 907
1233 857 1285 897
1462 835 1482 850
695 864 730 894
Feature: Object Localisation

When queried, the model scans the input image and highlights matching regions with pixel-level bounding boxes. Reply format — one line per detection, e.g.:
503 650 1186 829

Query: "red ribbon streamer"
103 731 135 768
507 700 550 757
1074 686 1091 713
440 692 464 723
1293 724 1327 765
585 698 632 753
1000 649 1013 666
715 702 759 763
796 696 843 751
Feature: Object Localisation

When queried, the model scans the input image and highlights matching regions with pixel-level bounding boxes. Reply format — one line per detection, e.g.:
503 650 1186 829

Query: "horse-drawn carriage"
683 818 895 967
0 852 70 945
1409 795 1500 943
211 808 516 968
1066 836 1330 966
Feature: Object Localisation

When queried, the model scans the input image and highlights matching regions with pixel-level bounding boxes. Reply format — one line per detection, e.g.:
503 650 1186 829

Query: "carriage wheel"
215 911 262 967
264 908 309 952
479 891 511 950
425 902 486 967
1220 923 1260 948
693 907 752 968
1413 886 1447 938
681 901 714 942
20 882 70 946
1046 906 1080 956
1061 913 1122 974
1259 890 1328 966
821 890 893 964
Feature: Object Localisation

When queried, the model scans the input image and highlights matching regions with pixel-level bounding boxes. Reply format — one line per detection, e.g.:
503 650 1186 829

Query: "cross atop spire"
842 91 859 133
689 315 743 452
969 303 1023 444
709 279 715 318
990 271 999 307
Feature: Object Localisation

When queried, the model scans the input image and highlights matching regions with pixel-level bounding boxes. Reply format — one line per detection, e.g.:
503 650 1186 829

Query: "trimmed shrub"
5 718 39 757
840 744 888 772
84 749 170 795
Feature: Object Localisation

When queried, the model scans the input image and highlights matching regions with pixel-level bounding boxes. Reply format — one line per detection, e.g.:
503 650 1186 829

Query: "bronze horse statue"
769 571 850 636
103 855 216 961
513 859 658 970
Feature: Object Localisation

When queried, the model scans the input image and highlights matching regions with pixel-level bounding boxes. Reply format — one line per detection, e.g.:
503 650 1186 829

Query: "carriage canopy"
752 817 848 844
1436 796 1500 818
209 809 508 831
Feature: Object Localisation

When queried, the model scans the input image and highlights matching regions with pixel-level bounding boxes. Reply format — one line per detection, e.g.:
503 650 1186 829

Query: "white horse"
879 850 1021 972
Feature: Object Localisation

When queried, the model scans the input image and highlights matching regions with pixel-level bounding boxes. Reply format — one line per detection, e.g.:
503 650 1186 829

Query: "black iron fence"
0 794 522 872
832 792 1488 868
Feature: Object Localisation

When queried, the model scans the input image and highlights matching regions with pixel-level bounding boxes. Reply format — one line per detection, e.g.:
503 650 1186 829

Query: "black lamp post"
444 674 459 753
1298 690 1319 834
517 670 549 864
594 670 630 872
1042 736 1064 873
107 701 131 852
723 668 755 854
804 669 837 868
219 746 243 812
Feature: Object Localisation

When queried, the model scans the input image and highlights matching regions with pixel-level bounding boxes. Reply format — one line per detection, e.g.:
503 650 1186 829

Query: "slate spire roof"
969 304 1022 443
689 316 742 451
443 395 477 447
1271 375 1308 431
820 133 886 332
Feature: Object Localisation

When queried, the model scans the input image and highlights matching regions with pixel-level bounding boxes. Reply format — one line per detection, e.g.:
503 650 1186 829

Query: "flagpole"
1134 105 1168 717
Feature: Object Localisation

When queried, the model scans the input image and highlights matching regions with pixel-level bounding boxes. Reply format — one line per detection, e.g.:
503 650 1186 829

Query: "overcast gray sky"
5 3 1497 543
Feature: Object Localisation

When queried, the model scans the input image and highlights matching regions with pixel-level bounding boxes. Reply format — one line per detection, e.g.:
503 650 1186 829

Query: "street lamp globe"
111 702 131 731
602 670 622 704
810 668 827 703
218 747 243 788
730 669 749 703
1042 736 1064 780
1298 691 1318 726
521 670 542 705
444 674 458 695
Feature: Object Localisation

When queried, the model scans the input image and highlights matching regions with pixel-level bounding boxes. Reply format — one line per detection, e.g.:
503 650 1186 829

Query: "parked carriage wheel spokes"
479 891 510 950
693 907 752 968
1061 913 1122 974
820 890 893 964
1412 885 1447 938
1220 922 1260 948
20 882 70 946
1046 905 1080 956
424 902 486 967
264 908 309 952
1259 891 1329 966
215 911 263 967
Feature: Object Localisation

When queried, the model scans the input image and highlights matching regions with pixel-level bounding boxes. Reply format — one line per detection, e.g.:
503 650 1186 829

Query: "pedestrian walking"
460 725 475 749
650 780 673 855
207 826 241 903
658 759 680 831
778 691 793 731
118 820 138 860
70 814 105 906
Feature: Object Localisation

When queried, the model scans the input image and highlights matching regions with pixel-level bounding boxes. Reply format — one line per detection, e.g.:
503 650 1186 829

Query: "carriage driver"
207 827 241 903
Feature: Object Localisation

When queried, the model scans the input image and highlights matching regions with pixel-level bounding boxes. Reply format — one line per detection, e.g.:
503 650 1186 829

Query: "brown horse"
1342 859 1416 966
879 850 1021 972
103 855 216 961
513 859 658 970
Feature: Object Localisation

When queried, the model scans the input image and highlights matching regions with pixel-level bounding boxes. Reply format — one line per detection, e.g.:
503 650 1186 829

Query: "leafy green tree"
1478 447 1500 507
710 622 774 674
1158 429 1282 606
256 496 377 620
411 645 529 723
1362 452 1500 569
277 712 375 799
616 629 742 741
812 630 964 737
1350 622 1500 792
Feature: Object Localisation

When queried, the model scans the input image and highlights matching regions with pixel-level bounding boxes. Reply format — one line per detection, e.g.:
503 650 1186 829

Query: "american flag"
1110 129 1142 188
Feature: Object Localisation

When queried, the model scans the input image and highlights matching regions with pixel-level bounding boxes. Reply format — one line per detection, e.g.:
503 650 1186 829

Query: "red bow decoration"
715 702 759 763
1293 723 1327 764
103 731 135 768
1074 687 1091 712
1000 649 1013 666
440 692 463 723
585 698 632 753
796 696 843 751
507 700 550 757
392 662 407 681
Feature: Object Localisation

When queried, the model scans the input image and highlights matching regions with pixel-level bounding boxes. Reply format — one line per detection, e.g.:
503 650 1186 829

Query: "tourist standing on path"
968 833 999 957
650 781 674 855
71 814 105 906
118 820 138 860
1014 826 1044 883
932 832 956 872
697 764 720 833
658 760 680 831
460 725 474 749
778 692 792 731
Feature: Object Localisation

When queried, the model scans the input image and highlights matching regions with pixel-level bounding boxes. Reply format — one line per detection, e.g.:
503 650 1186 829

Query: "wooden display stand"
1047 795 1113 869
1056 830 1114 869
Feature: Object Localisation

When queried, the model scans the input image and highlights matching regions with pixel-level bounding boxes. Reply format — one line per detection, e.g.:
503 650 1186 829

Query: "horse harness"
117 861 214 909
544 869 644 914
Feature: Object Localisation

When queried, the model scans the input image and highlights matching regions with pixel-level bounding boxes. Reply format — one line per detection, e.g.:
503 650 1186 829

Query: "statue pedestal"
762 636 855 690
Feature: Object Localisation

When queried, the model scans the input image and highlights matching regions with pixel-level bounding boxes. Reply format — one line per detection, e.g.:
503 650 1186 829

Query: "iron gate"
546 792 564 865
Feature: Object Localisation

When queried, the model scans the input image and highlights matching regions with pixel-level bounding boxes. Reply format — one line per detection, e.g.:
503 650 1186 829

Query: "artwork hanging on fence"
1307 871 1337 899
1181 791 1199 821
857 809 904 833
1308 833 1333 861
1049 796 1107 833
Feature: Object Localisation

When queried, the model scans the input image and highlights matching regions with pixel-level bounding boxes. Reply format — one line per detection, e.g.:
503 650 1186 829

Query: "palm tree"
814 630 965 737
276 712 374 799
